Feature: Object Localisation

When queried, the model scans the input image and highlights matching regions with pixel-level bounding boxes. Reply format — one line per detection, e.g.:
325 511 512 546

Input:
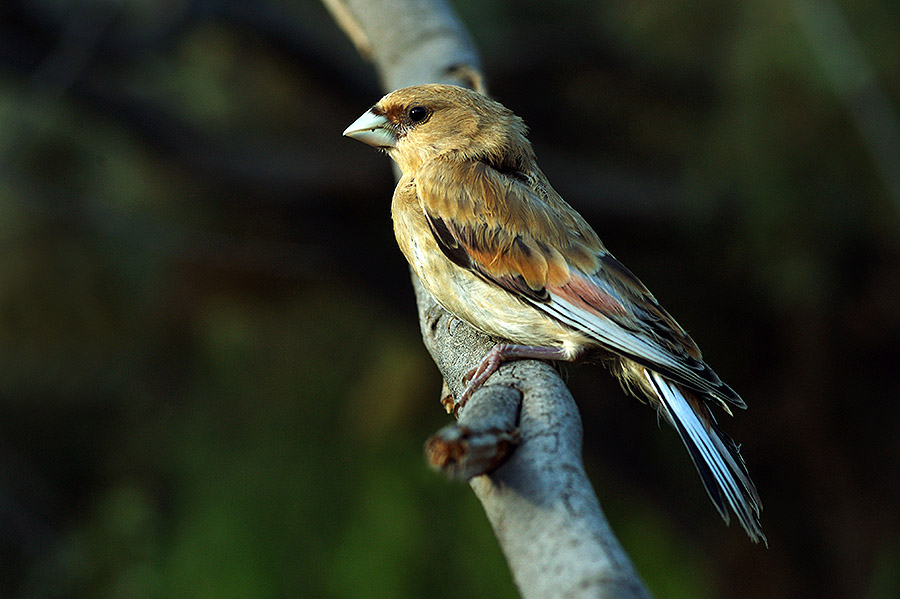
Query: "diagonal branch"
327 1 652 596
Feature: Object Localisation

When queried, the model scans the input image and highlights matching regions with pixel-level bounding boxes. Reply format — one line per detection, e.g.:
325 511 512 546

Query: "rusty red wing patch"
549 273 628 318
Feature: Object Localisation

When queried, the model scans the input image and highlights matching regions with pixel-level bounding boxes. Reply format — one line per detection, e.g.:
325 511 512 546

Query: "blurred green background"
2 0 899 597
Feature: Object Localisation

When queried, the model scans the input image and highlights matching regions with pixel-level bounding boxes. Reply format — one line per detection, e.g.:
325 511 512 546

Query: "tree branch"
327 1 651 596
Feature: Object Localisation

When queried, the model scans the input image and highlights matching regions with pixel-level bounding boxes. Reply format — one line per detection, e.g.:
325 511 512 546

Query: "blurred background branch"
790 0 900 216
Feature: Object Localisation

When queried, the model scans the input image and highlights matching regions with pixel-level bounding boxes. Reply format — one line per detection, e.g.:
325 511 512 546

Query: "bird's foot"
455 343 573 414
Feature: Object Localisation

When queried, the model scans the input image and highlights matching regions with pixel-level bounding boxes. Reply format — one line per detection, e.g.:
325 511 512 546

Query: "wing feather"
416 158 743 410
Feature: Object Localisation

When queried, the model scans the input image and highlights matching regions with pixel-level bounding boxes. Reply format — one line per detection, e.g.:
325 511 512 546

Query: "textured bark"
327 1 652 596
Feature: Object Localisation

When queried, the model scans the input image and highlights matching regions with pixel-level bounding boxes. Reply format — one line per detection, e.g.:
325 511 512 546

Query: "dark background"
2 1 898 597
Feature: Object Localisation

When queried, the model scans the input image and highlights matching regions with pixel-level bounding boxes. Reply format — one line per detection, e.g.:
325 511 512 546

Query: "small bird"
344 84 764 543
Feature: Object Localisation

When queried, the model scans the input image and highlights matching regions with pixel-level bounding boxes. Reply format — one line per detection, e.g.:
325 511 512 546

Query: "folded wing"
416 158 743 412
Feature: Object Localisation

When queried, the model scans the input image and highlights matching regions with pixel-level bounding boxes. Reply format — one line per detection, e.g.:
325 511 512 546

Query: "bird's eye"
408 105 430 123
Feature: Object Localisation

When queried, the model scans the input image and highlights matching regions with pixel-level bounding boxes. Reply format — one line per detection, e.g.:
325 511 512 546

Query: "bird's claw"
455 347 506 414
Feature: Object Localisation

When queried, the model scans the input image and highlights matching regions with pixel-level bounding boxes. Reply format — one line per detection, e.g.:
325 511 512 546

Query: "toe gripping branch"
426 343 570 479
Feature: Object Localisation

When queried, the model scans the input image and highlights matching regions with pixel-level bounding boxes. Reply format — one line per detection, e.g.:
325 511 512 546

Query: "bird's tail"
644 369 766 544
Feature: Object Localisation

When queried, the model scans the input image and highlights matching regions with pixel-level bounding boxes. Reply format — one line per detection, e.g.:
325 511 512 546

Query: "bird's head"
343 84 532 173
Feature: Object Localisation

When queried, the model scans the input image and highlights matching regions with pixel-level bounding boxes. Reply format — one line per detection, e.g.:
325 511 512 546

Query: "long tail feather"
644 370 766 544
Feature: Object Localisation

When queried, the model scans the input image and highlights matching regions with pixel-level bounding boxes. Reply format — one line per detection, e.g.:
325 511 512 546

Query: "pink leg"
457 343 579 411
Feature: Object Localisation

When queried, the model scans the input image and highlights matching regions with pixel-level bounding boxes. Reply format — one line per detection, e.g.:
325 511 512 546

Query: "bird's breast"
391 181 590 353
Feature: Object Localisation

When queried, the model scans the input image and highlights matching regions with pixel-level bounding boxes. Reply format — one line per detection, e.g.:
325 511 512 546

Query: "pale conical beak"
343 110 397 148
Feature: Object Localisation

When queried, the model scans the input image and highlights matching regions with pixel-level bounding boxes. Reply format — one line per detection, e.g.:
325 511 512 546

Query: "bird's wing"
415 158 744 410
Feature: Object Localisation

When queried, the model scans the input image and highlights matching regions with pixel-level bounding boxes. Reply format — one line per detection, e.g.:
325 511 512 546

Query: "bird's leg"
457 343 576 411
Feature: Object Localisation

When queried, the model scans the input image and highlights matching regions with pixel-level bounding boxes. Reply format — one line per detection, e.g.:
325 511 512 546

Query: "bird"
343 83 765 543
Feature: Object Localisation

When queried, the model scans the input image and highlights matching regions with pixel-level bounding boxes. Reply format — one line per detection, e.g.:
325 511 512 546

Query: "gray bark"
326 1 652 597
